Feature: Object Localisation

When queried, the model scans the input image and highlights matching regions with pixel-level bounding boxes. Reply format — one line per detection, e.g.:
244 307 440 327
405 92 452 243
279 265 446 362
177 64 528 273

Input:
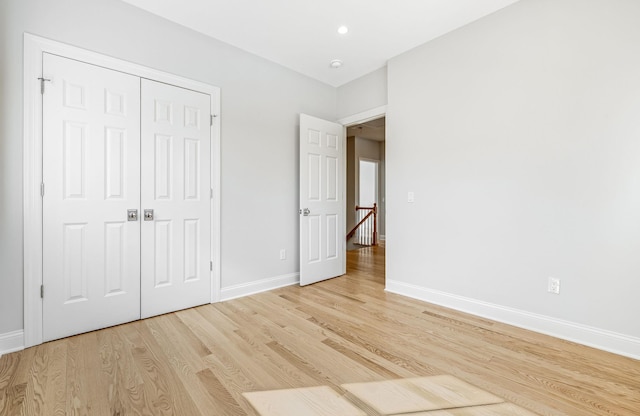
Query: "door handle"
144 209 154 221
127 209 138 221
299 208 311 216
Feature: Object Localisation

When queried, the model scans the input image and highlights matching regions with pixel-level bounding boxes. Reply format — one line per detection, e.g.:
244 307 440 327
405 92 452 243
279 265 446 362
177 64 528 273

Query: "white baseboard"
386 280 640 360
0 330 25 357
379 235 386 241
220 273 299 301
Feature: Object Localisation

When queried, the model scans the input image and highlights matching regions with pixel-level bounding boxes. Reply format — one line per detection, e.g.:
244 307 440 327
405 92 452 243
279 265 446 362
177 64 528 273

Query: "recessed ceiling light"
330 59 343 69
337 25 349 35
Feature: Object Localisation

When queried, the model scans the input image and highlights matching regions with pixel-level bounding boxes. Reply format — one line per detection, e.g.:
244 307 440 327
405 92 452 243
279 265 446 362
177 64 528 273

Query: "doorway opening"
356 159 379 245
346 116 386 253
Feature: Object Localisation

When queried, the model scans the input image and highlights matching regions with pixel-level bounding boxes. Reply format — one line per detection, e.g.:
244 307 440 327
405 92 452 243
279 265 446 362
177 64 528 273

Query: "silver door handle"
299 208 310 216
127 209 138 221
144 209 154 221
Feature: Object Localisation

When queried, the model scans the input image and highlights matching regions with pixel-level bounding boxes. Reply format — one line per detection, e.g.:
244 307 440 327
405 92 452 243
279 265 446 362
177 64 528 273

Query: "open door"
299 114 345 286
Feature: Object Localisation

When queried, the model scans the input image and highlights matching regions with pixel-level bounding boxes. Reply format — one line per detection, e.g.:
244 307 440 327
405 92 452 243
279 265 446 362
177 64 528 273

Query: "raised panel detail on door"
308 153 321 201
326 156 338 201
184 219 200 282
184 138 200 200
105 89 126 117
155 134 173 200
184 106 200 129
308 129 321 146
104 222 125 296
43 53 141 342
63 122 86 199
326 214 338 260
141 79 211 319
307 215 321 263
63 223 88 303
155 100 173 123
105 127 125 200
63 81 86 110
154 220 173 287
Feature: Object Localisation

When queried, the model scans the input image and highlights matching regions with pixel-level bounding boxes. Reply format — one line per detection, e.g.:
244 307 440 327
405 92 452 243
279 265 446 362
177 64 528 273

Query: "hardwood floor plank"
133 321 203 416
40 342 67 416
0 383 27 416
1 346 36 392
0 353 20 391
24 345 50 415
196 368 246 416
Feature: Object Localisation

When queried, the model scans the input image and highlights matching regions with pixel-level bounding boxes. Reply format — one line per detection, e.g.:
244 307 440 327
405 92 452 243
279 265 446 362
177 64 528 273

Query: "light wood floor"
1 246 639 415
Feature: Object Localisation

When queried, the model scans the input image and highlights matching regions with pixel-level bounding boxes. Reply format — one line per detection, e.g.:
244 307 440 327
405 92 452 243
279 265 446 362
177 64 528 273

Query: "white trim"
23 34 44 348
23 33 222 347
220 273 300 301
0 330 25 357
338 105 387 127
379 235 386 241
342 125 347 276
386 280 640 360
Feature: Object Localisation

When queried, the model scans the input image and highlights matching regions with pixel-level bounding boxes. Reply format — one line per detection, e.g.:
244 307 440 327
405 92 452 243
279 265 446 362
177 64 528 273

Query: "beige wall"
337 67 387 119
386 0 640 354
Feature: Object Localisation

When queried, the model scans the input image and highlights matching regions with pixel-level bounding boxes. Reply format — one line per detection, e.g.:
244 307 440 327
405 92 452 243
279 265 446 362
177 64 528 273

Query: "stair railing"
346 203 377 246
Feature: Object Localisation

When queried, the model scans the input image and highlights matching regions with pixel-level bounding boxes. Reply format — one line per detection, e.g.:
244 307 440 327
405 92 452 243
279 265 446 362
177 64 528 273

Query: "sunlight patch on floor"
243 375 538 416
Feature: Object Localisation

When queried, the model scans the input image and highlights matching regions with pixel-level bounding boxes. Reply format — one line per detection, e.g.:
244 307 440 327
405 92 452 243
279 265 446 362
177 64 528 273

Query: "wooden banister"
346 203 377 245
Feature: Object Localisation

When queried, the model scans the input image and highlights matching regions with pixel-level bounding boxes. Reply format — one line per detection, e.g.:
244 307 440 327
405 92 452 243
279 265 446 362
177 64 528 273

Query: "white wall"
0 0 336 335
387 0 640 356
337 67 387 119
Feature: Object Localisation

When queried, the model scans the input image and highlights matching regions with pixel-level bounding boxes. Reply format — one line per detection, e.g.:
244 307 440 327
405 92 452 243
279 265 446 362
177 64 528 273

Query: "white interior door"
140 79 212 318
299 114 345 285
42 53 141 342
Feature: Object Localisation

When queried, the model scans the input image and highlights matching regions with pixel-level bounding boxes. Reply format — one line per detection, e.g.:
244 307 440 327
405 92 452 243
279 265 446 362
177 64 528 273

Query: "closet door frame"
23 33 221 348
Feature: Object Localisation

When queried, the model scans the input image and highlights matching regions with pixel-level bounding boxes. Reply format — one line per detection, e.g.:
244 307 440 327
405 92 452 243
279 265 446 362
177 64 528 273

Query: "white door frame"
23 33 221 348
338 105 387 128
338 105 386 247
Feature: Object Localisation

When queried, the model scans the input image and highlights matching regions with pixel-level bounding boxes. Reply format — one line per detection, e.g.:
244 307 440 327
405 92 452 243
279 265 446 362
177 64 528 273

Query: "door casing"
23 33 221 348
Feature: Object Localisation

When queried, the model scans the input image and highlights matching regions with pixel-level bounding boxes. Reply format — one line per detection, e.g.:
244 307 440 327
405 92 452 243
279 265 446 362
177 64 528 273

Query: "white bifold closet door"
42 53 142 342
42 54 212 342
140 79 212 319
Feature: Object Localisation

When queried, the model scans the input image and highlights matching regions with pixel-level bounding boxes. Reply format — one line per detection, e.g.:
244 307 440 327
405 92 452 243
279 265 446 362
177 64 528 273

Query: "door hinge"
210 261 213 271
210 115 214 126
41 182 45 197
210 188 213 199
38 77 51 94
40 285 44 298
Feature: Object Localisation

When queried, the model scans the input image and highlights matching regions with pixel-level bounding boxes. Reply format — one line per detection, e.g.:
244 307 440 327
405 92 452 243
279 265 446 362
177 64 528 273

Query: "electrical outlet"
548 277 560 294
279 249 286 260
408 192 415 203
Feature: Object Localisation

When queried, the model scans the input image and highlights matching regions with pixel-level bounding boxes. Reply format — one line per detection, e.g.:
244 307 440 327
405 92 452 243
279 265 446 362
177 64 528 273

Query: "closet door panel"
140 79 212 318
42 53 141 342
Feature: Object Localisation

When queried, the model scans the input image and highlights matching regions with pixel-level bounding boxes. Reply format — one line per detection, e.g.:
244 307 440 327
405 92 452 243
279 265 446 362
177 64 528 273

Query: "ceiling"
122 0 521 87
